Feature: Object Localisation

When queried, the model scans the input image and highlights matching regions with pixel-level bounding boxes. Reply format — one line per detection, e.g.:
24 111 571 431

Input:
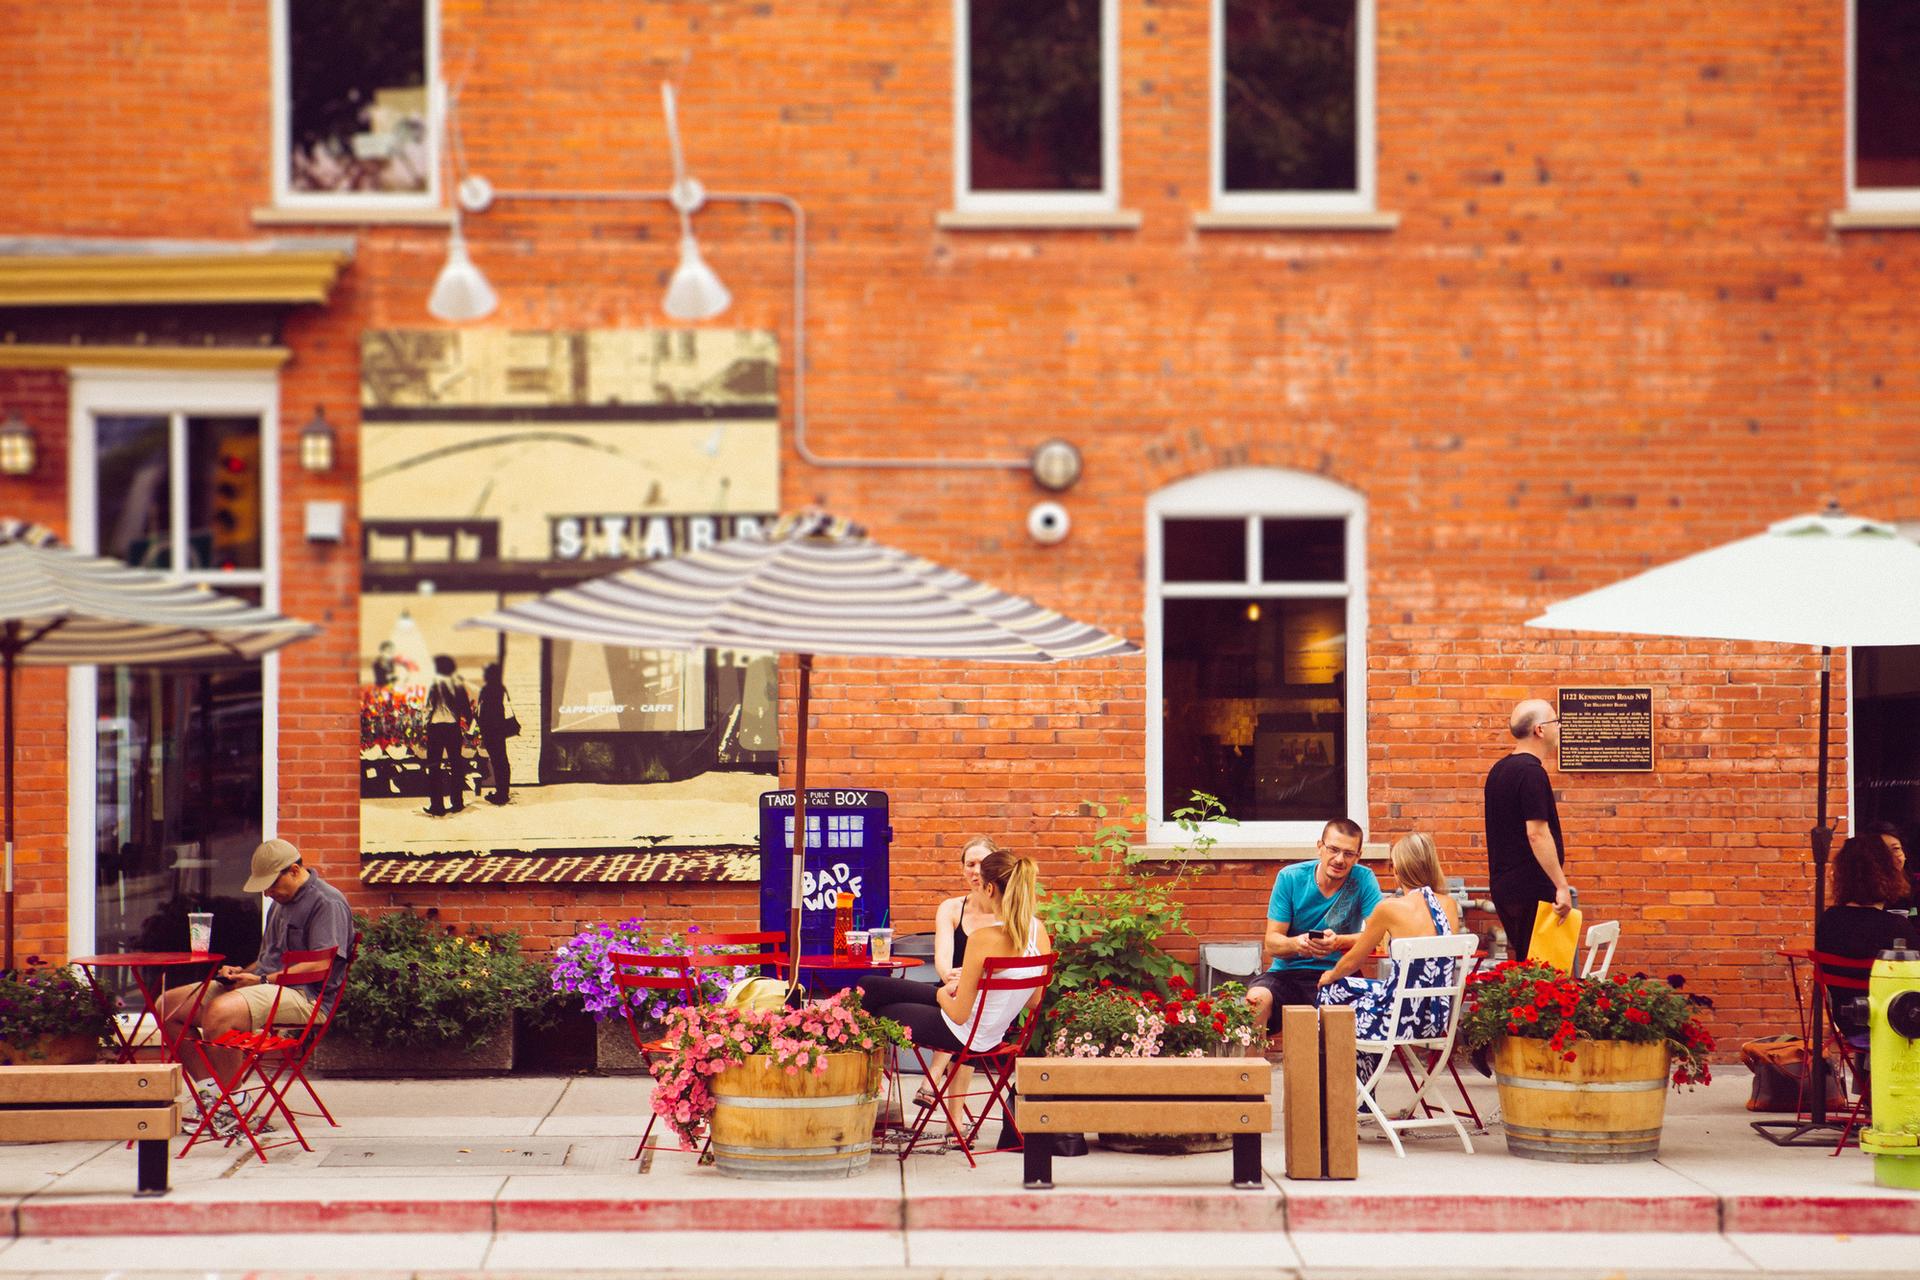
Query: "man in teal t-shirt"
1245 818 1382 1032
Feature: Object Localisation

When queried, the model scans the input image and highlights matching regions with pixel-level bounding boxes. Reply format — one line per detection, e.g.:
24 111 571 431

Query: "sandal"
912 1085 938 1111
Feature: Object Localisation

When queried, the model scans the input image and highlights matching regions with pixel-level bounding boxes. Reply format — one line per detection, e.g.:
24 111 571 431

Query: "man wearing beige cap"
158 839 353 1130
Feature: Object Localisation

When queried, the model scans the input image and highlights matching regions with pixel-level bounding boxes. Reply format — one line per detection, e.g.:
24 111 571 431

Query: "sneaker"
190 1084 246 1141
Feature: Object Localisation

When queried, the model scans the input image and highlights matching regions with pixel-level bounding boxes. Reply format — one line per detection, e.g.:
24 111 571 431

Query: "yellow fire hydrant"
1860 943 1920 1189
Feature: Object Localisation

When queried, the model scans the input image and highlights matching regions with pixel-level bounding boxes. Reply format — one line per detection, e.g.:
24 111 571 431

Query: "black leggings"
857 976 965 1054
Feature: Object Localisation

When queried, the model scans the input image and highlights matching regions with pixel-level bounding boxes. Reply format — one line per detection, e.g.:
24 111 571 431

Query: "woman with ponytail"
859 846 1049 1110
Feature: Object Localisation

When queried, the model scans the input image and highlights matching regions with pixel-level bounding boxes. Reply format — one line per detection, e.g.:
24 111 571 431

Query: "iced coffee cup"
869 927 893 963
187 911 213 955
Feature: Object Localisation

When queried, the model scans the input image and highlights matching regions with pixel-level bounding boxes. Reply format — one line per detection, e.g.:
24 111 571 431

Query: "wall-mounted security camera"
1027 501 1070 545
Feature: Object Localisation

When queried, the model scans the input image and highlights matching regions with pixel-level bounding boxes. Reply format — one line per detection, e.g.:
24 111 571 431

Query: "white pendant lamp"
660 84 730 322
664 232 731 321
428 225 497 323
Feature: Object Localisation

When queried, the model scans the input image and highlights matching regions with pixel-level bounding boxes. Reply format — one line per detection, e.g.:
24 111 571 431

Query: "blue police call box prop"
759 788 892 957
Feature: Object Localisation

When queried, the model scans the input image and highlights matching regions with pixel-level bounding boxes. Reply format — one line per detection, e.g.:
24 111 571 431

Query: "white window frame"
953 0 1121 214
1145 467 1368 847
269 0 442 212
66 370 282 954
1847 0 1920 212
1210 0 1376 215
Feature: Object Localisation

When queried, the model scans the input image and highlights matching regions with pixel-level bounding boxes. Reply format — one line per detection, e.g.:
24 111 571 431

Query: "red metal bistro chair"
178 946 339 1164
898 951 1056 1168
611 949 702 1161
254 932 358 1136
1809 950 1875 1155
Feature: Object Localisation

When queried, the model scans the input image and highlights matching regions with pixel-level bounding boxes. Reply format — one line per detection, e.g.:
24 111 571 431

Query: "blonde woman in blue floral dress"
1316 833 1463 1082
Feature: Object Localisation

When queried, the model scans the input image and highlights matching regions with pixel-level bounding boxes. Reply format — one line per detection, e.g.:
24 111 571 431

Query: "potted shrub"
648 989 909 1179
549 919 753 1073
0 959 112 1065
1460 960 1715 1163
318 911 548 1076
1148 975 1260 1058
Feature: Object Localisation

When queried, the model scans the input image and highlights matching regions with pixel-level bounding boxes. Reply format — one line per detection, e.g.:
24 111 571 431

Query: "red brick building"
0 2 1917 1051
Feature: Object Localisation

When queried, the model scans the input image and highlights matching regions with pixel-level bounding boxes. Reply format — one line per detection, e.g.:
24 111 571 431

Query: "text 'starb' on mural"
1556 686 1655 773
357 329 780 883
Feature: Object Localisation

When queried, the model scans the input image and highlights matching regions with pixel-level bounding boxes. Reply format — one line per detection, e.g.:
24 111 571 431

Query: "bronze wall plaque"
1556 687 1654 772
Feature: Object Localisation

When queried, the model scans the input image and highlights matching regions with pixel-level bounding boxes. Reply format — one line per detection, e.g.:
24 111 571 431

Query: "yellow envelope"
1529 901 1583 973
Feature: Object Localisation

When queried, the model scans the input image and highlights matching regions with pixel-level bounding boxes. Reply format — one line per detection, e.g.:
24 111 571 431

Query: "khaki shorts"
231 983 317 1030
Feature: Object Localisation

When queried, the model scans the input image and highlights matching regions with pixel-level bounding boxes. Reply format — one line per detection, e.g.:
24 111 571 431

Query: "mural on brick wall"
358 329 780 884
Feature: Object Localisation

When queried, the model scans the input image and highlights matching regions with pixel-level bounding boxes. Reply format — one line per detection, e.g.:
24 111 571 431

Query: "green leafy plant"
1038 792 1235 998
1459 960 1715 1088
0 958 113 1053
333 911 549 1050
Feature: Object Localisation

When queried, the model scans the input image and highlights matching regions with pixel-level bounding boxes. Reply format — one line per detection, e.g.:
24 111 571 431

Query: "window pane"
1261 517 1345 582
968 0 1103 192
1857 0 1920 189
1164 518 1248 582
1161 596 1346 822
187 417 262 573
96 415 171 569
94 665 264 995
287 0 430 195
1222 0 1358 193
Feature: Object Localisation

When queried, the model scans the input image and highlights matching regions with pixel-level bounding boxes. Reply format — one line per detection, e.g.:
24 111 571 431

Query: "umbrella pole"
786 653 813 993
3 641 14 973
1808 646 1834 1126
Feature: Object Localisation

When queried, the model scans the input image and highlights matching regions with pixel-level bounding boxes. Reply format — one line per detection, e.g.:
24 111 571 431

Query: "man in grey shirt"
159 839 354 1100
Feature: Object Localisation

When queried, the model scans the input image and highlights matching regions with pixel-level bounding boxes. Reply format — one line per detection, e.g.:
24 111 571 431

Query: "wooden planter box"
1495 1036 1669 1163
312 1020 515 1077
0 1033 100 1066
594 1017 655 1075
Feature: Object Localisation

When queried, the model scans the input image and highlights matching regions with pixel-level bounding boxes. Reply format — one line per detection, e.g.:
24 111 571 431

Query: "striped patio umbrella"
0 520 319 967
462 513 1138 981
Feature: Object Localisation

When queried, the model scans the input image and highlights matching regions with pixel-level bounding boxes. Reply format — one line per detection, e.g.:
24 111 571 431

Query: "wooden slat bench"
0 1064 181 1196
1014 1057 1272 1190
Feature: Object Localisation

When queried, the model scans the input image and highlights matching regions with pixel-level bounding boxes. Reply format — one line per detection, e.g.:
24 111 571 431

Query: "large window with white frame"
1211 0 1375 214
67 373 281 971
1146 469 1367 845
271 0 440 209
954 0 1119 213
1850 0 1920 211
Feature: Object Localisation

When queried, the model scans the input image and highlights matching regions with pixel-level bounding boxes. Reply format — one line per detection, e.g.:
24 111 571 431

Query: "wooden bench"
0 1064 181 1196
1014 1057 1272 1189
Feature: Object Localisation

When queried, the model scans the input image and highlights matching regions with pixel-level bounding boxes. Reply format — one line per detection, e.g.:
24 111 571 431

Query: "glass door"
68 374 280 976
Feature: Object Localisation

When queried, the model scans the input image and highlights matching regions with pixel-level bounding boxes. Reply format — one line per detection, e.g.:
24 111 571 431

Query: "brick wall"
2 3 1917 1051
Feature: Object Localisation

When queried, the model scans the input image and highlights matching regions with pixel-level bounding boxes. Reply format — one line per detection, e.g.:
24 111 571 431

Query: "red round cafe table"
797 955 920 974
71 951 224 1065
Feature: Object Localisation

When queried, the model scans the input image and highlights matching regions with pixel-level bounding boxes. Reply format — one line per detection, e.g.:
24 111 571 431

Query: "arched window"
1146 468 1368 846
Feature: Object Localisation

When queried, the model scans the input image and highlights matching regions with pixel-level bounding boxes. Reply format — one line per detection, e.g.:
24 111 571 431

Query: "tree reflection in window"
287 0 430 195
968 0 1103 192
1223 0 1357 194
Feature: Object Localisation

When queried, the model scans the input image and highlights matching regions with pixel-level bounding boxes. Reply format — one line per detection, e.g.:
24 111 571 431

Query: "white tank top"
940 926 1044 1048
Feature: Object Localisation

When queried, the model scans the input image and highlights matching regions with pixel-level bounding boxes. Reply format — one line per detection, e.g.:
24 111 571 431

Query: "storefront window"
94 665 264 965
1148 469 1367 843
277 0 438 204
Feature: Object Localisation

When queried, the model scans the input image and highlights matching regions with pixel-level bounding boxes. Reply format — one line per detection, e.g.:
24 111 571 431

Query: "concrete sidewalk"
0 1066 1912 1246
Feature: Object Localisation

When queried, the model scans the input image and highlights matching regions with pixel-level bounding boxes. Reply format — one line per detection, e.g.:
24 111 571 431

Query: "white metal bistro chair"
1355 932 1480 1157
1580 920 1621 979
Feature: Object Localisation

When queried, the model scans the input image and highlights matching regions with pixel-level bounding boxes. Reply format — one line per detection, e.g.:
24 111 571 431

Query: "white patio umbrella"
461 512 1139 984
1526 507 1920 1139
0 520 319 968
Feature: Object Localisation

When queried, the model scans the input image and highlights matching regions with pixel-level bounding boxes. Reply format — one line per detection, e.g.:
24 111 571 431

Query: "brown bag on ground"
1741 1034 1846 1112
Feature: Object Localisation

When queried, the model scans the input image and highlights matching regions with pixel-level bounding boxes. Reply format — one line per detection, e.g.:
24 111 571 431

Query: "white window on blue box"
783 815 823 850
828 814 864 848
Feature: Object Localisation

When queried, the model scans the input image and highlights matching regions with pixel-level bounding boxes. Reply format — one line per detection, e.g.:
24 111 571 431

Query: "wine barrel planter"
708 1051 880 1180
0 1033 99 1066
1494 1037 1670 1163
